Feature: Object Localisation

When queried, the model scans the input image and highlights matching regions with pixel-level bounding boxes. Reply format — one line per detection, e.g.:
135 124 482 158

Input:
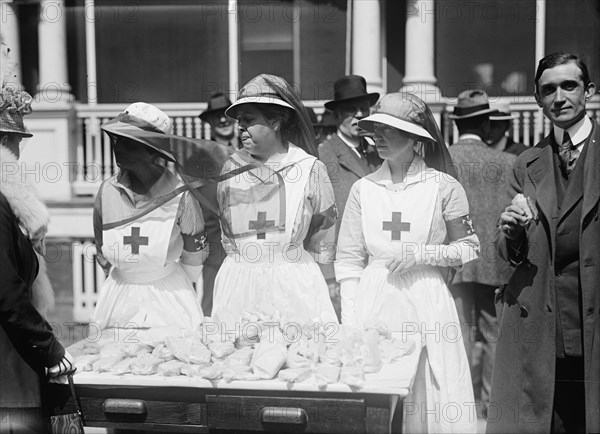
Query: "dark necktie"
558 132 579 175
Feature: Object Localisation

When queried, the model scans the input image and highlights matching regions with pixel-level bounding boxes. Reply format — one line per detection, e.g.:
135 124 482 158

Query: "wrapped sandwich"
511 194 538 226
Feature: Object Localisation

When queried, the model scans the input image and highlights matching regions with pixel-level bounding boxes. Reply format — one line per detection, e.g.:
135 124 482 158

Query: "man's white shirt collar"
458 133 483 142
337 131 362 158
554 116 592 149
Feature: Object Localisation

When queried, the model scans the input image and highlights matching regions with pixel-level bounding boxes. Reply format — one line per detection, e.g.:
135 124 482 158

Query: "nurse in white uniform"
212 74 339 326
92 103 207 331
336 93 479 433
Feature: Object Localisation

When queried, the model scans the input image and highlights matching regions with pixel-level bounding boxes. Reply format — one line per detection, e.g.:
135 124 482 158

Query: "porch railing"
72 97 600 196
442 97 600 147
71 240 105 323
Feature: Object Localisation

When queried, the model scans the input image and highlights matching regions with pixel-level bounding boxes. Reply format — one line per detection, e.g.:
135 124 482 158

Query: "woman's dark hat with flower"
0 85 33 137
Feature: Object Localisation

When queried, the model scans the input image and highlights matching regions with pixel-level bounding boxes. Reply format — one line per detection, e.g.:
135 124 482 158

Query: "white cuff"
340 278 359 326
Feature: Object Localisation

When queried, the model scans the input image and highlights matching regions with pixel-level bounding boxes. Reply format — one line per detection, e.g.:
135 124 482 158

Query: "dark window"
95 0 229 103
545 0 600 87
239 0 346 101
435 0 537 98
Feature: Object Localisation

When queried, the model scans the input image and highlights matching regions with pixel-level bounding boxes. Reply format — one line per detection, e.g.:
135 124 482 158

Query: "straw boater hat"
101 102 176 161
324 75 379 111
489 101 517 121
199 92 233 121
448 89 496 120
358 93 435 141
0 86 33 137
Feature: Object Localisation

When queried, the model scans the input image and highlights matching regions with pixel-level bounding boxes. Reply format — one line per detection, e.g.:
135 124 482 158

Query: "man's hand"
498 204 528 240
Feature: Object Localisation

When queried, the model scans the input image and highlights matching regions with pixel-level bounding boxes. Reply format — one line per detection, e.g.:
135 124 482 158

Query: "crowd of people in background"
1 50 598 433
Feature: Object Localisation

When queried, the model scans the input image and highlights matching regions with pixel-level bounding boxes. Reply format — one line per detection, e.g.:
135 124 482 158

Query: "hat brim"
358 113 434 141
102 122 177 162
225 97 295 119
199 107 228 121
448 107 496 119
0 128 33 138
0 111 34 137
489 112 517 121
324 93 380 111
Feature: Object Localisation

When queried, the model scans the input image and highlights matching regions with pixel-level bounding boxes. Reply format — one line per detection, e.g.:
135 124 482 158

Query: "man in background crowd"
199 92 240 149
487 101 528 155
318 75 381 317
448 89 517 417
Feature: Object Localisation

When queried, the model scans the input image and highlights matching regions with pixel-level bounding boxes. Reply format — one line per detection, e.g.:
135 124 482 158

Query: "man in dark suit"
318 75 381 315
487 101 529 156
491 53 599 433
448 90 517 416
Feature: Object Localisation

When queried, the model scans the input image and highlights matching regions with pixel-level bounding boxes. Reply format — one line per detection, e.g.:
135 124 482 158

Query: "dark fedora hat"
324 75 379 110
199 92 233 121
448 89 496 119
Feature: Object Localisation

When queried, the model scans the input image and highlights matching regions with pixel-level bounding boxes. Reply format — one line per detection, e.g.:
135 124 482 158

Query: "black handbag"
49 375 84 434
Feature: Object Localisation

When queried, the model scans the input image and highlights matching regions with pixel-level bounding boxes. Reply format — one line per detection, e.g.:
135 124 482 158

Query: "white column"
534 0 546 144
0 0 22 87
351 0 383 95
228 0 239 99
534 0 546 69
36 0 73 104
84 0 97 104
400 0 442 104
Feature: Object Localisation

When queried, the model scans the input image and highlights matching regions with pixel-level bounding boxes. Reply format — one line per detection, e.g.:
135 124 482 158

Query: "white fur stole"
0 146 55 317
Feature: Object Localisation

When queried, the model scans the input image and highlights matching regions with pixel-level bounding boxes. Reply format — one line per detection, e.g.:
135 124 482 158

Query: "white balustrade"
70 98 600 196
522 112 531 147
512 113 520 143
72 241 105 323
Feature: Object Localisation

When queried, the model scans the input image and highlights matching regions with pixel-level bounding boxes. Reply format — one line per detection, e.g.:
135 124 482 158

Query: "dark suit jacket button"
520 306 529 318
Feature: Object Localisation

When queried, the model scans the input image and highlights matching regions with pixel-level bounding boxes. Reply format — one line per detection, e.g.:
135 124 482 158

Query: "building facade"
1 0 599 321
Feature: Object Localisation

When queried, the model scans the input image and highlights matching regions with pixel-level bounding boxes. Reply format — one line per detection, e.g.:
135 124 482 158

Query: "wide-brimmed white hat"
225 74 294 118
123 102 172 134
101 102 176 161
358 93 435 141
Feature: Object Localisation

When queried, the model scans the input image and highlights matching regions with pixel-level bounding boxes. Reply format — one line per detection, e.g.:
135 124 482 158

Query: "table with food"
48 304 422 433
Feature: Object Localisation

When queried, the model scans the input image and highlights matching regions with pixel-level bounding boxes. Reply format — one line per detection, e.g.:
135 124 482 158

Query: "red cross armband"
182 231 208 252
446 214 476 241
